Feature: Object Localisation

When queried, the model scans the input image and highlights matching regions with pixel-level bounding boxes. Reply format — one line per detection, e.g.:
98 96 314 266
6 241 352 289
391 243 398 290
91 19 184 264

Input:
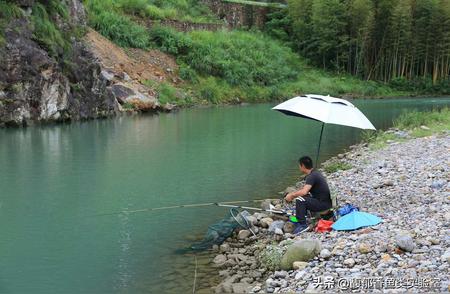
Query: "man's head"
298 156 313 174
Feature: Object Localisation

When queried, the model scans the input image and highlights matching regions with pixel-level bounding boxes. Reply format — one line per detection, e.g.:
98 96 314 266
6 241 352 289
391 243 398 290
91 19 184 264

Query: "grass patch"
84 0 150 49
87 0 217 23
361 130 399 150
144 80 193 105
31 3 70 57
278 64 407 98
394 108 450 138
322 161 352 174
361 108 449 149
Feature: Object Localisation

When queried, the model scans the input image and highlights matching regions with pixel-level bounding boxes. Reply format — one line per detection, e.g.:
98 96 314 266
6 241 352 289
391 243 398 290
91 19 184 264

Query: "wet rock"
220 243 231 253
231 282 251 293
251 285 261 292
214 254 227 265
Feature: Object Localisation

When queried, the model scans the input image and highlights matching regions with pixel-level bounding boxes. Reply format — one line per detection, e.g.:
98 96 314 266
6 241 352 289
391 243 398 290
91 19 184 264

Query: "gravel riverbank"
209 130 449 293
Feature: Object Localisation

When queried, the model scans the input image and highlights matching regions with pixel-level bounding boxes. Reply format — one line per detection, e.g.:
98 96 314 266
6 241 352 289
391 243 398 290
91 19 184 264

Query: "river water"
0 98 449 293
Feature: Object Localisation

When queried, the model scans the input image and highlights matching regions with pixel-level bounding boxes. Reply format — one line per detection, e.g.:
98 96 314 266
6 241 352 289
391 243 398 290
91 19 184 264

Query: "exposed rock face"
0 1 119 126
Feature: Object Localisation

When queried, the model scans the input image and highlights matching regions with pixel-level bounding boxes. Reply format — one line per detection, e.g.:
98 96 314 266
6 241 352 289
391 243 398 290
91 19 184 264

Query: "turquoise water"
0 98 449 293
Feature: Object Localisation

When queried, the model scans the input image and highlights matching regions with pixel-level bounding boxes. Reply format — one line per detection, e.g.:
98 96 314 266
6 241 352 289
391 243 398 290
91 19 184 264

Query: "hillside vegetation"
272 0 450 94
81 0 414 105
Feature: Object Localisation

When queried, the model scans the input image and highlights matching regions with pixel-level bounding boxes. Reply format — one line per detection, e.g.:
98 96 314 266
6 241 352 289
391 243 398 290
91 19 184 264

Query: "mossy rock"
280 239 322 270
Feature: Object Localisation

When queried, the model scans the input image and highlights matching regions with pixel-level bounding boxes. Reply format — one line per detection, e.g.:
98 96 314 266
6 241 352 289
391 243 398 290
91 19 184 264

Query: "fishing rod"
93 198 292 217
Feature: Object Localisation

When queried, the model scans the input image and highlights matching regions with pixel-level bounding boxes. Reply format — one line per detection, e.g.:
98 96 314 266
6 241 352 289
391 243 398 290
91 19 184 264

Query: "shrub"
145 4 168 19
195 77 235 104
116 0 148 16
178 63 198 82
149 26 192 54
157 82 178 104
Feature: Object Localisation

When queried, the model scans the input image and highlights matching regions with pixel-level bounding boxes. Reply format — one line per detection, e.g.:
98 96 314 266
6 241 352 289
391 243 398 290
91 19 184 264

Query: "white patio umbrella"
272 94 376 164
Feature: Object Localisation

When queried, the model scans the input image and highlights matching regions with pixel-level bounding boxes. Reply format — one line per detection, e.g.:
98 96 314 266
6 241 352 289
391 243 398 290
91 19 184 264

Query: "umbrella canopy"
332 211 382 231
272 94 376 163
272 94 376 130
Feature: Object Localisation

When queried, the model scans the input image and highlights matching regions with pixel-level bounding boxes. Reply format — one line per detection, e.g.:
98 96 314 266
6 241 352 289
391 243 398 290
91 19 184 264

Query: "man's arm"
284 184 312 202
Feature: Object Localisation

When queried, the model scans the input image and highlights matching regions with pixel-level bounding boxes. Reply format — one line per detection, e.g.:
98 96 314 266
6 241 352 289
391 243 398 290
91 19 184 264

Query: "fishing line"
93 198 281 217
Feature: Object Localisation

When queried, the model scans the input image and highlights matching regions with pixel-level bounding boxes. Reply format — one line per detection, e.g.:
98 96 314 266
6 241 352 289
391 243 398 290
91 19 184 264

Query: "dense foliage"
83 0 411 103
277 0 450 93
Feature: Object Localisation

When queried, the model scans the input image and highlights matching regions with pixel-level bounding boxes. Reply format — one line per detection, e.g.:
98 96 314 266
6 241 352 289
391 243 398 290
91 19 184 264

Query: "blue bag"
337 203 359 217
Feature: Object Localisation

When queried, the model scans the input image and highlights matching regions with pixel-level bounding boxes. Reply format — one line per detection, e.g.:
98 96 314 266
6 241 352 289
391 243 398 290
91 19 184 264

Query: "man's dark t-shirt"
305 170 331 205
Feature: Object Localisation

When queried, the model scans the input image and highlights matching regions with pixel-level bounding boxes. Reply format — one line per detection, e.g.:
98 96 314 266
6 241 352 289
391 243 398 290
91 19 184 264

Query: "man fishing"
284 156 332 234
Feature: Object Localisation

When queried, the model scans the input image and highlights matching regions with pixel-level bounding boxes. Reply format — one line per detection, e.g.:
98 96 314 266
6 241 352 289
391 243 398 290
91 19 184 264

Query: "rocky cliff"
0 0 119 127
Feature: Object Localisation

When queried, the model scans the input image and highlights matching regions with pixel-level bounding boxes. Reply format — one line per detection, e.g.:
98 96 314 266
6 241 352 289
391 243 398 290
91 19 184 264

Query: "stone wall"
202 0 271 29
145 19 225 32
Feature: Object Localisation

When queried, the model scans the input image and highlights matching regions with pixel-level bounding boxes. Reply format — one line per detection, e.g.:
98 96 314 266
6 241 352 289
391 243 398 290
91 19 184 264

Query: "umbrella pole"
316 123 325 166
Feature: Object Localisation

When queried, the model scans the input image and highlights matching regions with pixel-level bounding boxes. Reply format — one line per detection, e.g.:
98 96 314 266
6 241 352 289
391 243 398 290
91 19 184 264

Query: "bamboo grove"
286 0 450 86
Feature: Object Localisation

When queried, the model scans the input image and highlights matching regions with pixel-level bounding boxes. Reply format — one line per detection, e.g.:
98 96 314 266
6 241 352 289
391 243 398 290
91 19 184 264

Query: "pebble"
319 249 331 259
396 234 416 252
343 258 356 268
238 230 251 240
211 134 450 293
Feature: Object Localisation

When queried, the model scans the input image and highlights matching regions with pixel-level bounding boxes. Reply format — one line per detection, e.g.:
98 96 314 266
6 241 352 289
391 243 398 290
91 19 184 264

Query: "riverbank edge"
2 96 449 129
208 109 449 293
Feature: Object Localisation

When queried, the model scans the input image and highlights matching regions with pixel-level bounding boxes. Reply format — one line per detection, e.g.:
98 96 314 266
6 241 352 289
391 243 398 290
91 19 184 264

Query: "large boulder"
280 239 321 270
110 83 159 111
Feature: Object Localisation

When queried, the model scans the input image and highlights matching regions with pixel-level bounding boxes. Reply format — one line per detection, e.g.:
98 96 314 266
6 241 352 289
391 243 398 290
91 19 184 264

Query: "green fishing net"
190 208 252 251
